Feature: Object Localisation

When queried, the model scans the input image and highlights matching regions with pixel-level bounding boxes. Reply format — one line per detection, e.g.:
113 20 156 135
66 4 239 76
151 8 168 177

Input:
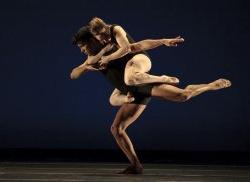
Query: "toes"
220 79 232 88
225 80 232 87
213 78 232 89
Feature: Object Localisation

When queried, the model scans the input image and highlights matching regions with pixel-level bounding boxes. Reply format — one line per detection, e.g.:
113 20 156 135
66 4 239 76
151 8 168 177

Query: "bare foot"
209 78 232 90
116 164 143 174
161 75 179 85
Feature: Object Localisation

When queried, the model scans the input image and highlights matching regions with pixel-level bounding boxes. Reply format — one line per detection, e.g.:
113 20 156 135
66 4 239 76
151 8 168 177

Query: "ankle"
132 161 142 168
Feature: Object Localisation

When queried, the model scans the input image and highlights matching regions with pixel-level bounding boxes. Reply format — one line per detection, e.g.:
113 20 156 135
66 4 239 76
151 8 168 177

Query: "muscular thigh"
151 83 185 101
112 103 147 130
124 54 152 77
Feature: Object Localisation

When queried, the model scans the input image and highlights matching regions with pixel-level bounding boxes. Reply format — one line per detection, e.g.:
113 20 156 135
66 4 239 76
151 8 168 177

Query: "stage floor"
0 162 250 181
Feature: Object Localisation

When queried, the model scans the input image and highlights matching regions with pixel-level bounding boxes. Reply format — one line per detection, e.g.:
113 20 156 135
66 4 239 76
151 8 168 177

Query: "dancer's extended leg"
151 78 231 102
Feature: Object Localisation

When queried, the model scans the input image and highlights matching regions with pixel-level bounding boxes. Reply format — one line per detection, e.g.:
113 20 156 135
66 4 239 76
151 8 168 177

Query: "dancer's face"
92 27 111 45
77 43 88 55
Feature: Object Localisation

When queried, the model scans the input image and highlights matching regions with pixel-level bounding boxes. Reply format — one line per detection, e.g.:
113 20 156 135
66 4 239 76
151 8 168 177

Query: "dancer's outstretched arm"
99 25 184 66
83 36 184 72
130 36 184 53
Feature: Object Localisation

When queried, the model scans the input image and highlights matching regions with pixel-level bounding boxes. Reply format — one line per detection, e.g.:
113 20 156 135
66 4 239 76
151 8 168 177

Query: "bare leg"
110 103 147 174
124 54 179 86
151 78 232 102
185 84 207 91
187 79 231 98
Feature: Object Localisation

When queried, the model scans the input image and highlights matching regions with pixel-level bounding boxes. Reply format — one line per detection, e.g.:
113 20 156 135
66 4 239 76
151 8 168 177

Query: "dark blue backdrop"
0 0 249 151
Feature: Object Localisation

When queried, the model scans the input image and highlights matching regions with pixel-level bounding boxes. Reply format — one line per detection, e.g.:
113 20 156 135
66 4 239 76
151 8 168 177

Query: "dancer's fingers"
175 38 184 43
98 66 106 70
126 92 135 103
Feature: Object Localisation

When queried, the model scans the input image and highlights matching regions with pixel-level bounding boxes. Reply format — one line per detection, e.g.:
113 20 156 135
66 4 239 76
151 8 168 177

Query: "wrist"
101 49 106 55
106 57 111 62
159 39 165 45
162 39 170 46
103 56 110 63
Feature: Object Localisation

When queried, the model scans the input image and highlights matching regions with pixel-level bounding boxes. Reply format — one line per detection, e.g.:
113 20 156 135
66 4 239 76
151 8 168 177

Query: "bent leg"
109 89 135 106
111 103 147 174
124 54 179 86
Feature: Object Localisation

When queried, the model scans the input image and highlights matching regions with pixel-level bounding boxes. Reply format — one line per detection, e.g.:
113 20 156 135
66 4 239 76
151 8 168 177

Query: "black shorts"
130 93 152 105
122 83 154 105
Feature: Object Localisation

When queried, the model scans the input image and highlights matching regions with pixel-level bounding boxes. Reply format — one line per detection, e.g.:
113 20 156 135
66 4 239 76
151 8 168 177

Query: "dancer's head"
89 17 111 45
72 26 103 56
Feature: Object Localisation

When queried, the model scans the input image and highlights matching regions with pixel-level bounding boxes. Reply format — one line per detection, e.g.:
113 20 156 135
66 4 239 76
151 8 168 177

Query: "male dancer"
71 25 231 174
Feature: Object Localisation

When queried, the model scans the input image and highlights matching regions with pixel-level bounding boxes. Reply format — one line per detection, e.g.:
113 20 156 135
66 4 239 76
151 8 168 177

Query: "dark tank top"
100 24 153 97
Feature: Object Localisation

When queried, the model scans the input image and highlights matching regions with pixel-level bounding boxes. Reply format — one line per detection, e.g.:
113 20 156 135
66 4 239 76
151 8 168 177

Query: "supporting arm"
98 26 131 66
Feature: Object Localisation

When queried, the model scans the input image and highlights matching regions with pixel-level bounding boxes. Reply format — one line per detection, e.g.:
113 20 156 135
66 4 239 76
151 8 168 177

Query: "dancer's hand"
162 36 184 47
70 65 101 79
98 56 110 67
103 44 114 52
98 44 114 67
125 92 135 103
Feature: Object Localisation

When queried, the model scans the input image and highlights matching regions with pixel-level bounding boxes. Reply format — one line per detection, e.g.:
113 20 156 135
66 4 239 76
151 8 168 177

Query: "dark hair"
72 26 103 56
72 26 92 45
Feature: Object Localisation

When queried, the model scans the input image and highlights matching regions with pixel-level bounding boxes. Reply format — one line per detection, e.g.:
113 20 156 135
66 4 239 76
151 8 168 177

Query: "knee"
110 125 125 136
109 96 120 106
124 72 140 86
177 90 192 102
109 96 115 106
110 125 117 136
124 74 135 86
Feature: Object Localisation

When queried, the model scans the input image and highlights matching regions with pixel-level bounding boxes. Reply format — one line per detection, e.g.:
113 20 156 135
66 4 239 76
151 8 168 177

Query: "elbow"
122 46 131 55
70 73 77 80
109 97 117 106
70 68 83 80
130 44 141 53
